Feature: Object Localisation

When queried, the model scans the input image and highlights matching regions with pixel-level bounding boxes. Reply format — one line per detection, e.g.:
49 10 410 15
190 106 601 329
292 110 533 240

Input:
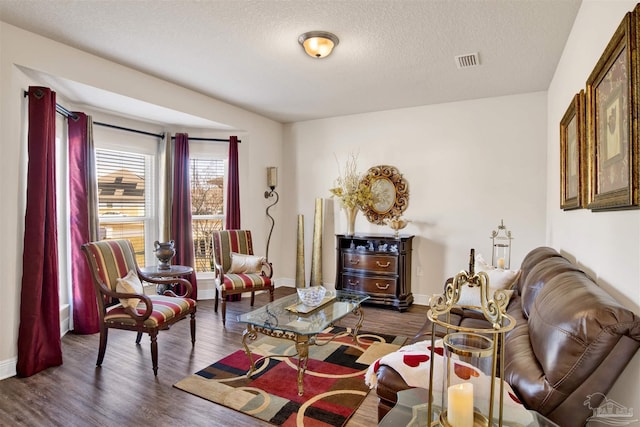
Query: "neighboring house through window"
190 147 226 273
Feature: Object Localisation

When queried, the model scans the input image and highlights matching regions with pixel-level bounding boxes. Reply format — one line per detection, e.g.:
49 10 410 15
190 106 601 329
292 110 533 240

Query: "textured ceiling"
0 0 582 126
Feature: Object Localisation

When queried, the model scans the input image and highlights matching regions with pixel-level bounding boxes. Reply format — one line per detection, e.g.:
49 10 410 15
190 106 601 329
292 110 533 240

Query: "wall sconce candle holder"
265 167 279 261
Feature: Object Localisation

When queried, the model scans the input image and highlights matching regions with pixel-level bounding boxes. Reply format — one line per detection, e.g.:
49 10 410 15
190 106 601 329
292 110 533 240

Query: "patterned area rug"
174 327 406 426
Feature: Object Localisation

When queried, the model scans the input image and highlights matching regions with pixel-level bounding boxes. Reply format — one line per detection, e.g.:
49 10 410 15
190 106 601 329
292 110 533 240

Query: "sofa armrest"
376 365 411 421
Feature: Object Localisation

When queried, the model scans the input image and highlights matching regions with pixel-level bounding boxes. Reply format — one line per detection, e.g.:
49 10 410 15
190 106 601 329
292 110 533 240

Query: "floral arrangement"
329 153 373 210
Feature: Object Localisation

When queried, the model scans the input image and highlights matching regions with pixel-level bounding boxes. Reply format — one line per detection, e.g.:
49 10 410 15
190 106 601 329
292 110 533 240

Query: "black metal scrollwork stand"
265 188 279 262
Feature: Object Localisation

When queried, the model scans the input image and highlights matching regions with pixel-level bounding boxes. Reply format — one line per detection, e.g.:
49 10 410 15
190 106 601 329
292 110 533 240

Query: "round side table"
140 265 194 278
140 265 194 294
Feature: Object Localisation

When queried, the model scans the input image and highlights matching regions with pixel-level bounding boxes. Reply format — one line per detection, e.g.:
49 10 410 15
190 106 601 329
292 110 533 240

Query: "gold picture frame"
360 165 409 225
586 11 638 211
560 91 586 210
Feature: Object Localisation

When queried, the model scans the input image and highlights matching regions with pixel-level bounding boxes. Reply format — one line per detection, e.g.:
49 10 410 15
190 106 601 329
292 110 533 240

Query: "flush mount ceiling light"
298 31 339 58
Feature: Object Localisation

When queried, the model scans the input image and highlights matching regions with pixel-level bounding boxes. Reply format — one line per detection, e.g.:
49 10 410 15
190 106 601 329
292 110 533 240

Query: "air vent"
455 52 480 69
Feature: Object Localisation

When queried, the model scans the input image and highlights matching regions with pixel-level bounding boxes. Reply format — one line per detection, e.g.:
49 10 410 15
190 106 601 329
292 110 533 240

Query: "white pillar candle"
497 257 505 269
267 166 278 188
448 383 474 427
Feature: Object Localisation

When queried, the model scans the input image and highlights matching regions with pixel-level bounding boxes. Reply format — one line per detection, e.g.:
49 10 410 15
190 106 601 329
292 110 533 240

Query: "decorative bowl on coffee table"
297 285 327 307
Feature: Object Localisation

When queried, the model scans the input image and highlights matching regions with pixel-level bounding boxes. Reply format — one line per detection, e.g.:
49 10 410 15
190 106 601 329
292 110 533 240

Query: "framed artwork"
586 11 638 211
560 91 585 210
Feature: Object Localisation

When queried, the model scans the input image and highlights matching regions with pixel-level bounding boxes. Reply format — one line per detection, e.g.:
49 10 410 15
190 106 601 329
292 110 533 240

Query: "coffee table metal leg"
240 300 367 396
294 334 310 396
352 306 365 341
242 324 258 375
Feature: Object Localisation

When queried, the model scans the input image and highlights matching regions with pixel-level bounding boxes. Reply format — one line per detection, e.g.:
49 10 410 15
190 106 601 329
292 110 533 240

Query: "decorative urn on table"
384 216 410 237
154 240 176 270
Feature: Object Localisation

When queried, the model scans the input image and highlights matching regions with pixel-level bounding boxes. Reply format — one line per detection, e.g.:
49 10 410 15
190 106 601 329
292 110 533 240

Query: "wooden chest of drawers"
335 234 413 311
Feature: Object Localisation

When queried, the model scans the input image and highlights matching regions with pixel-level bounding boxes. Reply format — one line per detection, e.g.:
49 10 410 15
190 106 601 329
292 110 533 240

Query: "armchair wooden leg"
97 326 108 367
269 287 274 302
250 292 255 306
214 287 219 313
190 312 196 346
149 330 158 376
135 332 143 344
221 295 227 327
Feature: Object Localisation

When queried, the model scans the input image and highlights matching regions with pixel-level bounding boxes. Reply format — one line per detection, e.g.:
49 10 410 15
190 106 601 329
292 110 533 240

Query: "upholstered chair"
211 230 274 326
81 239 196 375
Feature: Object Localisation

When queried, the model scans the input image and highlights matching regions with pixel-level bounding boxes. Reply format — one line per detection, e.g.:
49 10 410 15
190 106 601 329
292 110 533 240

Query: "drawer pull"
376 261 391 268
348 258 360 265
375 283 390 290
348 279 360 287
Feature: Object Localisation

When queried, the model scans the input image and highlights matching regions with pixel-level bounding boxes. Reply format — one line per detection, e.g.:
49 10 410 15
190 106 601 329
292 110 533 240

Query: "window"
190 157 225 272
96 148 153 266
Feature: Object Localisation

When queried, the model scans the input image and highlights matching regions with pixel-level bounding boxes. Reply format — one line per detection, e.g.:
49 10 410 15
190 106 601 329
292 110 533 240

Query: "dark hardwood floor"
0 287 428 427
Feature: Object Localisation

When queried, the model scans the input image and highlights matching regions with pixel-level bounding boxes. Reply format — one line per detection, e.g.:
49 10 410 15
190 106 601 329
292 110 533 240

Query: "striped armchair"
212 230 274 326
81 239 196 375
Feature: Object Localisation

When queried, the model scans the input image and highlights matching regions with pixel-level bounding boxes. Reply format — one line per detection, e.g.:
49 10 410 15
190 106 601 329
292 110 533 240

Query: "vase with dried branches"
329 153 373 235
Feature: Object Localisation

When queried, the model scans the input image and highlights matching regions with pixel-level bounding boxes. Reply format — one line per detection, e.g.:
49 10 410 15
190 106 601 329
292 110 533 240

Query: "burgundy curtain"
17 86 63 377
224 136 240 301
68 112 99 334
171 133 198 299
225 135 240 229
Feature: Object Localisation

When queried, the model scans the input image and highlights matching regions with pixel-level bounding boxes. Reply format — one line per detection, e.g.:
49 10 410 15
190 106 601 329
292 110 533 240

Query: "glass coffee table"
237 289 370 396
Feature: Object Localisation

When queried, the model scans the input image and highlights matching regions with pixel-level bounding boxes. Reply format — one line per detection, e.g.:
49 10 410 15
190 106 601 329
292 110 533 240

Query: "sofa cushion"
519 256 582 319
513 246 562 295
503 295 546 402
411 307 488 343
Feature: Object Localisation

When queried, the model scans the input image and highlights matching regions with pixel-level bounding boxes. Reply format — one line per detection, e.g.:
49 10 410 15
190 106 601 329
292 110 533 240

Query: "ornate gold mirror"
360 165 409 224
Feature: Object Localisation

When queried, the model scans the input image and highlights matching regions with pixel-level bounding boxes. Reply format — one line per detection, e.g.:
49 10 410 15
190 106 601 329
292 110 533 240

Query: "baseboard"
276 277 296 288
0 357 17 380
0 305 69 381
413 293 429 306
198 288 216 300
60 303 70 337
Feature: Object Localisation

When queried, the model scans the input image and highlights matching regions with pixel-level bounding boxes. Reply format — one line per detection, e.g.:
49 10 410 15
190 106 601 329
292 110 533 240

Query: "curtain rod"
93 122 240 143
23 90 240 143
93 121 162 138
172 136 239 142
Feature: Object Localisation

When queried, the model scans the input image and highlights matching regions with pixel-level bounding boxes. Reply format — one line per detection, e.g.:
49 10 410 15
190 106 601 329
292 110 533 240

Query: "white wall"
282 92 547 303
0 22 284 379
547 0 640 413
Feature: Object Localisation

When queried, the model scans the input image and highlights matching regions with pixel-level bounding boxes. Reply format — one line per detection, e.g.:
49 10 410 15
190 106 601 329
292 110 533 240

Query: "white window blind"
96 148 150 266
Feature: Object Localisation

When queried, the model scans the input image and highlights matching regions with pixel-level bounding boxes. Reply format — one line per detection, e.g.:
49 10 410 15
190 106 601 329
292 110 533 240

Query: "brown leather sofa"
375 247 640 427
